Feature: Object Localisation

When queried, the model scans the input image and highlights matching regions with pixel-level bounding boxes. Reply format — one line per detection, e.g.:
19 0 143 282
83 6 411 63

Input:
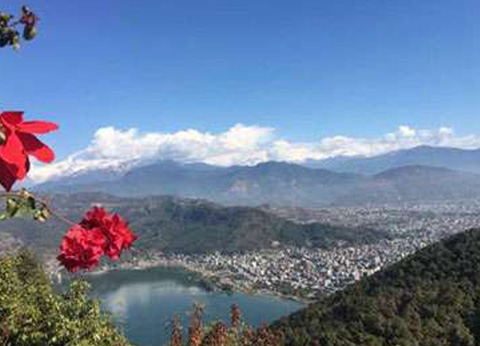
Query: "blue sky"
0 0 479 165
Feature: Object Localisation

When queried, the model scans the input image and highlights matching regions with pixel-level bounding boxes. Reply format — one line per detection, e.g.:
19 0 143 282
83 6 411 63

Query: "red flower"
80 207 137 260
57 226 106 273
57 207 137 272
0 111 58 191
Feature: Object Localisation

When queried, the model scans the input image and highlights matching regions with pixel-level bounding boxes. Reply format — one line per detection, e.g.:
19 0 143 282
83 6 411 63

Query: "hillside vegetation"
272 228 480 346
0 252 130 346
0 193 384 256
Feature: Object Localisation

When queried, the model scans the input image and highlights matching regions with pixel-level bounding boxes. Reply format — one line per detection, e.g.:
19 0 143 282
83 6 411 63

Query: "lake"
86 267 304 346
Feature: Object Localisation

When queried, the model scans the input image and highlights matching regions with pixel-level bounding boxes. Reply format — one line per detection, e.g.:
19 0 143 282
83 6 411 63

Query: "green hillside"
0 193 384 255
272 228 480 346
0 252 130 346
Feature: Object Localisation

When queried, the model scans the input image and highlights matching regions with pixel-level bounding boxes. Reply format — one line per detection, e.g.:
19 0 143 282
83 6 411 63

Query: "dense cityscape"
137 240 424 301
79 199 480 301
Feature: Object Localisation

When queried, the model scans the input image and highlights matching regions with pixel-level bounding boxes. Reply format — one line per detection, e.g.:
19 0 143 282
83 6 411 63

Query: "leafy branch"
0 189 74 225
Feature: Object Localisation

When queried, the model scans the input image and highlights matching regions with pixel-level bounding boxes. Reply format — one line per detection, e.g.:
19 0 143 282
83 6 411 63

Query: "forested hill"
0 193 383 255
272 228 480 346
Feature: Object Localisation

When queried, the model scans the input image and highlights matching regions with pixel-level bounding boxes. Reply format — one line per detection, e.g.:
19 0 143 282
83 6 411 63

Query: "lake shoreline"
83 264 304 346
84 259 312 305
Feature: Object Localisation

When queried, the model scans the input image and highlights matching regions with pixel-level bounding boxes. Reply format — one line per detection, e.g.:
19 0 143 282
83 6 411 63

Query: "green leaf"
3 194 39 220
6 198 20 218
16 200 36 217
33 206 50 223
33 210 46 222
26 196 36 210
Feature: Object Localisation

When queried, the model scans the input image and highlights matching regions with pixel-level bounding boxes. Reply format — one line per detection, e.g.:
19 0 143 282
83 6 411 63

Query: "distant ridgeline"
0 193 385 256
272 228 480 346
36 147 480 208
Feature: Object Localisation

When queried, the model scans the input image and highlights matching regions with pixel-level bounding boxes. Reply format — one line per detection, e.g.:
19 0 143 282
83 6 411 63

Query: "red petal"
0 112 24 126
0 159 17 191
0 133 28 179
17 132 55 163
18 121 59 134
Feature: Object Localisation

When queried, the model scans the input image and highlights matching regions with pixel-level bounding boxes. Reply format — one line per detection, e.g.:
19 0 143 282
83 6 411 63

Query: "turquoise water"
86 267 303 346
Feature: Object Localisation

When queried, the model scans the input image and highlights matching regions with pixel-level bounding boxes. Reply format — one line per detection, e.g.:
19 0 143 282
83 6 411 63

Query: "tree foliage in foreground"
0 251 131 346
271 228 480 346
166 303 285 346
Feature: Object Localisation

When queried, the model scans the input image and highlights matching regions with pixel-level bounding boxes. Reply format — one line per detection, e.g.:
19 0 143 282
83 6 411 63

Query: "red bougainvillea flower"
80 206 137 260
57 225 107 273
57 207 137 272
0 111 58 191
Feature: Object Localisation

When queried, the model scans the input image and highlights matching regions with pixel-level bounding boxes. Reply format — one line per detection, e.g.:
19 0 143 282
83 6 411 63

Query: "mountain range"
306 145 480 174
36 146 480 207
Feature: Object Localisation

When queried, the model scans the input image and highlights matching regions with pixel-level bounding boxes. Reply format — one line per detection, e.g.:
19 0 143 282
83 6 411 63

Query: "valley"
29 196 480 303
2 146 480 345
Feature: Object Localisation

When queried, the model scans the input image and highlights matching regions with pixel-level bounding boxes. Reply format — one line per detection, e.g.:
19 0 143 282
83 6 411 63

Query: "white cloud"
398 125 416 137
29 124 480 184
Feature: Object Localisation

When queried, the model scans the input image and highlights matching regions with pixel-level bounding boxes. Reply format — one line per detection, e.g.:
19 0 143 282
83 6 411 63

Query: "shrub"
0 251 132 346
